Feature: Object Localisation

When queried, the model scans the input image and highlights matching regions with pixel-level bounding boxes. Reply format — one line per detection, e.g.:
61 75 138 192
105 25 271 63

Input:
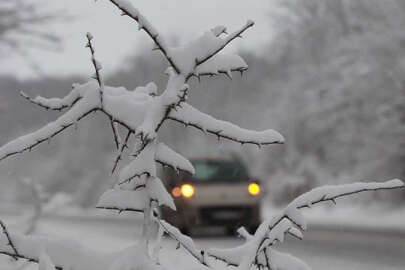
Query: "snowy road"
19 215 405 270
1 214 404 270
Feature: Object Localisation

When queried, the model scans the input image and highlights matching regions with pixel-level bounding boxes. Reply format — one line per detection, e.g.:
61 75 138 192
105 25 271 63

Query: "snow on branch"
192 54 248 80
260 249 310 270
168 22 254 77
0 220 121 270
118 141 156 185
157 219 207 266
292 179 405 209
96 189 147 213
193 20 254 69
168 103 284 146
106 0 181 74
155 143 195 175
0 83 101 162
20 89 81 111
98 177 175 211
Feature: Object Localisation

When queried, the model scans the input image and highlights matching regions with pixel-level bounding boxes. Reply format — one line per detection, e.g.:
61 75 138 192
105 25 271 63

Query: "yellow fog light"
248 183 260 196
181 184 195 198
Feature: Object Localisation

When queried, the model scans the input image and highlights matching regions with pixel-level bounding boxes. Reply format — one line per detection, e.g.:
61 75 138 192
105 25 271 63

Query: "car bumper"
163 204 260 229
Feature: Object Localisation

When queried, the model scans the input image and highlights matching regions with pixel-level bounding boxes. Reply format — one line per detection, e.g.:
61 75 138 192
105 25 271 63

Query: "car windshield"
189 160 249 183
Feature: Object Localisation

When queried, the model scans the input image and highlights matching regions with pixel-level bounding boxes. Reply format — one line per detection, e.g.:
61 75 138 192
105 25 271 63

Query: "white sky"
0 0 279 79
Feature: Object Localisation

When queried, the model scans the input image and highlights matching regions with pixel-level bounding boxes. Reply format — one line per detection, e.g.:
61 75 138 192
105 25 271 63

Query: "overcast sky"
1 0 279 80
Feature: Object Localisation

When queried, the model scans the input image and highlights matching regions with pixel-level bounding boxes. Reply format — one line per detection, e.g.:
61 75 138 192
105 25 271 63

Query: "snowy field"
0 208 404 270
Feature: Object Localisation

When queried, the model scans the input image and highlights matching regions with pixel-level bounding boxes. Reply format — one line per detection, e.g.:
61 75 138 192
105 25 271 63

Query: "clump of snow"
158 220 205 265
97 189 146 212
155 143 195 174
147 177 176 210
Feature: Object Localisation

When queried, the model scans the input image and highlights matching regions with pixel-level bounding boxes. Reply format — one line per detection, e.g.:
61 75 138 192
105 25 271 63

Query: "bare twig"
19 91 80 111
110 120 121 150
111 130 132 174
95 206 143 213
106 0 181 74
86 33 103 97
0 220 19 260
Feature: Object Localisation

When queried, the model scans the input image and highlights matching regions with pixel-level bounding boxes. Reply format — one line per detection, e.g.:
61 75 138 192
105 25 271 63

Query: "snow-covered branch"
157 219 207 266
293 179 405 209
193 20 254 70
0 83 101 162
98 178 175 211
154 143 195 175
168 103 284 146
19 89 81 111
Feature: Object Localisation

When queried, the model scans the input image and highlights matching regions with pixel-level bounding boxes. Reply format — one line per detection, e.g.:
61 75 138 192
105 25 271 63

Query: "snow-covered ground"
0 203 404 270
264 203 405 234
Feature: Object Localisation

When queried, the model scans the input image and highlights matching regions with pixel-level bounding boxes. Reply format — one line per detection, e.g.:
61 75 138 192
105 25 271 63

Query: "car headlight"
181 184 195 198
248 182 260 196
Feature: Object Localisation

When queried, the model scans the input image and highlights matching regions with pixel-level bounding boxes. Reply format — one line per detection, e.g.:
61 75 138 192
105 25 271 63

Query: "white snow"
265 249 310 270
0 82 101 161
158 220 205 264
0 230 113 270
147 178 176 210
97 189 146 212
169 103 284 145
155 143 195 174
289 179 404 209
119 142 157 184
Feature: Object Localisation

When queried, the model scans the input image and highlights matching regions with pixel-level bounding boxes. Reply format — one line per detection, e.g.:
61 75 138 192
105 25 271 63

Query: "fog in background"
0 0 404 207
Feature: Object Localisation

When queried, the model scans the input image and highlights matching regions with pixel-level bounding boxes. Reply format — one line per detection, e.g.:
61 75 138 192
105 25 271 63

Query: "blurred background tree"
0 0 63 70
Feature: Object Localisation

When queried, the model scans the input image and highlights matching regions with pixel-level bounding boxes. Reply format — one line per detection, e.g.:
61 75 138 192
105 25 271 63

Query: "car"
161 158 262 235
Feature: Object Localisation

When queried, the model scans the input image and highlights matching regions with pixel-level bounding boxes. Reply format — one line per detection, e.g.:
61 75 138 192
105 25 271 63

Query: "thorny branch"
192 20 255 72
0 220 19 260
112 130 132 174
19 91 80 111
168 116 283 147
157 219 208 267
85 33 104 100
110 121 121 150
107 0 181 74
0 108 98 162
